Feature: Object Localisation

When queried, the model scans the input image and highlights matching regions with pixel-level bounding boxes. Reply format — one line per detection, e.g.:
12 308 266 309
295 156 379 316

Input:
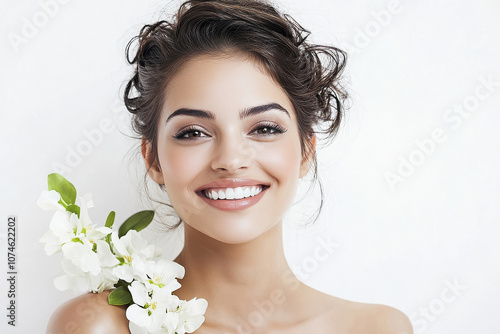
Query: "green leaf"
115 279 129 289
66 204 80 217
48 173 77 206
105 211 116 228
118 210 154 238
108 286 132 306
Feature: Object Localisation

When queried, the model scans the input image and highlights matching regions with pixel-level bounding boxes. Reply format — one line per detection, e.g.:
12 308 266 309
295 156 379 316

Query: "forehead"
162 54 295 119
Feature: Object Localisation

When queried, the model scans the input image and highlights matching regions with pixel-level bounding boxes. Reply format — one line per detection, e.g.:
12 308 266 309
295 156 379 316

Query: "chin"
187 216 279 245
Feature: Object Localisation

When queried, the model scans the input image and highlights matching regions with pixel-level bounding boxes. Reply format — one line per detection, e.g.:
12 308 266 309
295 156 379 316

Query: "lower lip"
197 187 268 211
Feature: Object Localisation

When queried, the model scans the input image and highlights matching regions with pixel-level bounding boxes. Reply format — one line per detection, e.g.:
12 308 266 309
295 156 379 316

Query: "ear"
141 137 164 185
299 134 316 178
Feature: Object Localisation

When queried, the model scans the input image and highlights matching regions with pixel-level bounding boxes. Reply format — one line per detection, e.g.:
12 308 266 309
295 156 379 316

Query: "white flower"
76 193 112 243
128 322 148 334
39 210 73 255
111 230 160 282
79 192 94 225
62 242 101 275
170 298 208 334
39 192 120 292
39 178 208 333
54 259 90 292
54 258 118 293
39 193 112 255
62 239 119 273
54 239 119 293
95 240 120 268
143 259 184 293
37 190 66 211
127 281 180 333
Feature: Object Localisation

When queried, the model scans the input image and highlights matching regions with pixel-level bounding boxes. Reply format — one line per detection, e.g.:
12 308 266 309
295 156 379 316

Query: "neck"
173 222 301 323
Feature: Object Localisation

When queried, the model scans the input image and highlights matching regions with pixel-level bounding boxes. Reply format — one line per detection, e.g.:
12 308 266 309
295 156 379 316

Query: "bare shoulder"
360 303 413 334
326 295 413 334
305 288 413 334
46 290 130 334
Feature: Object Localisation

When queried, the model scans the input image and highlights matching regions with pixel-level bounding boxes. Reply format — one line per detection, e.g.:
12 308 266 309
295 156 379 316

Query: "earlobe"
141 137 164 185
299 134 316 178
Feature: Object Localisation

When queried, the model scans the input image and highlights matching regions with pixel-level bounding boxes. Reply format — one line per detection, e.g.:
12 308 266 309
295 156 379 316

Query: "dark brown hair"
124 0 348 227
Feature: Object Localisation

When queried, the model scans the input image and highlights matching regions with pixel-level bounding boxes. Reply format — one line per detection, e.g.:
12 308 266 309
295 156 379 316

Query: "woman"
47 0 413 333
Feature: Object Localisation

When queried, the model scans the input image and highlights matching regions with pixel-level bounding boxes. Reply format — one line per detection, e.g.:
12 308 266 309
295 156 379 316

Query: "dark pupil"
260 127 269 134
192 131 200 137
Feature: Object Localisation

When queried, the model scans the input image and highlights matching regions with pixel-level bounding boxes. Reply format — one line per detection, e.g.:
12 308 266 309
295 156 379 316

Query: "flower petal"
111 231 128 257
37 190 65 211
157 259 185 280
128 281 149 307
88 226 112 240
80 192 94 227
95 240 119 267
126 303 150 327
49 211 74 239
53 274 69 291
39 230 61 255
113 265 134 283
62 242 101 275
128 321 148 334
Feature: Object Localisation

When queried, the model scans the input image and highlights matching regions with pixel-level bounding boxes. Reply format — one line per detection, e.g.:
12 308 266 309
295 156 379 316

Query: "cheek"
157 143 207 194
157 144 213 220
256 136 302 186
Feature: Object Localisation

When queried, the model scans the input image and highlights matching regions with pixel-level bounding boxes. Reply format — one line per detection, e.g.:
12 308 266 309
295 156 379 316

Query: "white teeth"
204 186 264 200
251 186 257 196
218 189 226 199
234 187 244 198
211 189 218 200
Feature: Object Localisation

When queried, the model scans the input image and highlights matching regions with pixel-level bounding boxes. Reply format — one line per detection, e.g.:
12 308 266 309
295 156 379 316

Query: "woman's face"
147 54 312 244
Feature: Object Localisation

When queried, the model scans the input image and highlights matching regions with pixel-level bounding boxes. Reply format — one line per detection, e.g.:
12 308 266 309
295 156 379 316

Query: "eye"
173 126 209 141
250 122 287 136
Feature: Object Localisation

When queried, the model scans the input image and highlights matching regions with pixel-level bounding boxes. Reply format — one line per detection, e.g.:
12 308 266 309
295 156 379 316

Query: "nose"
210 134 255 173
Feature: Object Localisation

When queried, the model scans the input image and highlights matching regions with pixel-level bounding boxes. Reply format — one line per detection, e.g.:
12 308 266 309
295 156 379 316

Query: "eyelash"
250 122 287 136
172 122 287 141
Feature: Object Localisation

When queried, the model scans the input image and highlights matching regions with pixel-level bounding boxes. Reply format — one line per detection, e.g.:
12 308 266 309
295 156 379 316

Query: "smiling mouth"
199 185 270 200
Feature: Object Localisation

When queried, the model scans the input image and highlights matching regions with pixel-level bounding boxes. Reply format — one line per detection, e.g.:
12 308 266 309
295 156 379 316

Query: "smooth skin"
46 54 413 334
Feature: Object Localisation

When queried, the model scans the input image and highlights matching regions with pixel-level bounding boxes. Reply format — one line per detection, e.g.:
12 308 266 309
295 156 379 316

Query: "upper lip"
196 179 270 191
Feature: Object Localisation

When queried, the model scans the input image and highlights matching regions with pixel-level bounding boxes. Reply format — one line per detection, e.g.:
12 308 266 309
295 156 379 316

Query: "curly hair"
124 0 348 227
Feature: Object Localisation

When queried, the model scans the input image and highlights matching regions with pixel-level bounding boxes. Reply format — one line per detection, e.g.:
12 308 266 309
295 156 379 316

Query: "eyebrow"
165 103 290 124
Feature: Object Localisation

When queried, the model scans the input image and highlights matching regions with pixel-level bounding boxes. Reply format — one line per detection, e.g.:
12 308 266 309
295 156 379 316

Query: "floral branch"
38 173 207 334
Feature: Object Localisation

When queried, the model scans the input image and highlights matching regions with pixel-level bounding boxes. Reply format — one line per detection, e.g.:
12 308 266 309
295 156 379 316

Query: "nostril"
210 144 253 172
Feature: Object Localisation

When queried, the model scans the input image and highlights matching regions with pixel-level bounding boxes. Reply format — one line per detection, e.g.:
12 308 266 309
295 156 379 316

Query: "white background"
1 0 499 333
